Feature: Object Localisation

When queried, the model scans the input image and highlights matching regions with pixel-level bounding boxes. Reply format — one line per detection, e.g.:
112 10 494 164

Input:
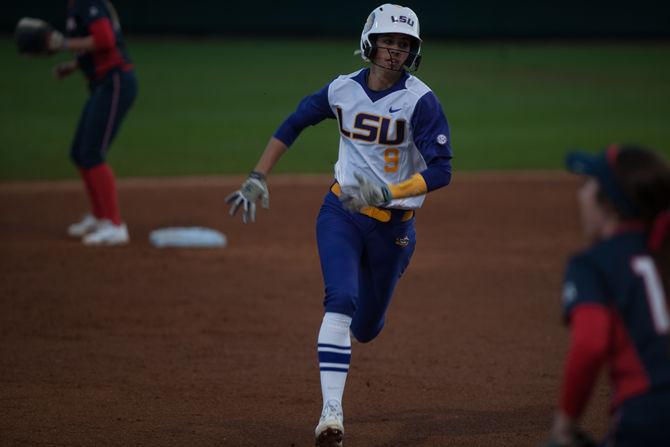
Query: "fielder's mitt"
15 17 63 55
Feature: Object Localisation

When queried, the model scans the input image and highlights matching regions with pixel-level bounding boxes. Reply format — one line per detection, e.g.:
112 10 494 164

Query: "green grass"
1 37 669 180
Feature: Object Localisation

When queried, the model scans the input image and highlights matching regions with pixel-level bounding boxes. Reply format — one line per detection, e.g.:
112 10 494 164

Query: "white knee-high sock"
317 312 352 408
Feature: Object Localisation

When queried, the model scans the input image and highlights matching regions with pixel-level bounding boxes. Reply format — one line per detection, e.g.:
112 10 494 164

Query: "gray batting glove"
339 172 392 212
225 171 269 223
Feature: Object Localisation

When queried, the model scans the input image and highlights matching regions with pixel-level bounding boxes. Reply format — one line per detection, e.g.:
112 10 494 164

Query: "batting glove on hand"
225 171 269 223
339 172 392 212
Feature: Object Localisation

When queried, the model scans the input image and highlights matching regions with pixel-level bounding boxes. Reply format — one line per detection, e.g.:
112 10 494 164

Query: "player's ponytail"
611 146 670 293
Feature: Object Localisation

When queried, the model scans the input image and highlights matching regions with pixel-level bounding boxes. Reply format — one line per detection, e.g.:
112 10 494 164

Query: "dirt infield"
0 173 610 447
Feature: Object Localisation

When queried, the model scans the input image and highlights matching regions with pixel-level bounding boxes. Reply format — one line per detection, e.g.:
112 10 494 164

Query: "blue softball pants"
70 68 138 169
316 190 416 343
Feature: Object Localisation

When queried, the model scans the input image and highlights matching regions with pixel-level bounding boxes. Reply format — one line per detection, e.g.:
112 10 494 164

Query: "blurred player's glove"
225 171 269 223
539 428 597 447
15 17 64 56
340 172 392 212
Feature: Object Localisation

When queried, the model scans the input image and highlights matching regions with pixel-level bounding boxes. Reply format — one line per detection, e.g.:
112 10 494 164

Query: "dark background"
3 0 670 38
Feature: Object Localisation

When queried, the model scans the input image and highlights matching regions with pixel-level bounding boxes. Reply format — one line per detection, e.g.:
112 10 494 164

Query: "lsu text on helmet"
360 4 422 72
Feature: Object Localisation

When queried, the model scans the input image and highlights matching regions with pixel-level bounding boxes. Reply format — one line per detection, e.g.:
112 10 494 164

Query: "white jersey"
330 69 437 209
274 68 452 210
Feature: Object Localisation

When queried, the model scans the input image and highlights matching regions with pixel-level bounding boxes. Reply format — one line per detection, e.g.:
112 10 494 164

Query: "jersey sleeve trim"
388 173 428 199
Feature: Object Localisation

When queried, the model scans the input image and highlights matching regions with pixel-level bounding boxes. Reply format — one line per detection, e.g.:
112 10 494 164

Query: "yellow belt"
330 183 414 223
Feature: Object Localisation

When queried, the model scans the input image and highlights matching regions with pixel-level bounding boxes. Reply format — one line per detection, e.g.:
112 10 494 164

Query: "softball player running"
51 0 137 245
226 4 452 446
543 145 670 447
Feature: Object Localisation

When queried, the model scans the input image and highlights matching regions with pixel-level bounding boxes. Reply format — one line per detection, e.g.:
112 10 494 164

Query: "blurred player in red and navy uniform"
544 145 670 446
49 0 137 245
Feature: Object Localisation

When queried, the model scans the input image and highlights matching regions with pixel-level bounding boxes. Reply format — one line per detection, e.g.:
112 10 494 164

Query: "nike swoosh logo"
389 107 402 113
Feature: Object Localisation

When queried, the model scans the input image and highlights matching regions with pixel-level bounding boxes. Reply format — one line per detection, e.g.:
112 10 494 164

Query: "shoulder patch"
89 5 99 17
562 281 578 306
437 134 448 145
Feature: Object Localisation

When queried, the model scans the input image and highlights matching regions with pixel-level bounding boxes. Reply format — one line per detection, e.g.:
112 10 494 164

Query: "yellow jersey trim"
330 183 414 223
388 173 428 199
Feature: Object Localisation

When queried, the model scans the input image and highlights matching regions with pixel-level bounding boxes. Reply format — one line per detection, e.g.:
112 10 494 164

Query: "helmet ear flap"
402 53 421 72
362 37 376 61
412 54 422 71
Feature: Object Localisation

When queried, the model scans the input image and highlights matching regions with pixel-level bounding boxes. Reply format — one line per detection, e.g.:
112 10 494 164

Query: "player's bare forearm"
63 59 79 69
253 137 288 176
226 138 282 223
63 36 96 52
53 59 79 79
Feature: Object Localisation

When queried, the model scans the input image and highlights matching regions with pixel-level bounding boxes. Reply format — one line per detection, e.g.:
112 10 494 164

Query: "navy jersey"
66 0 132 80
562 227 670 408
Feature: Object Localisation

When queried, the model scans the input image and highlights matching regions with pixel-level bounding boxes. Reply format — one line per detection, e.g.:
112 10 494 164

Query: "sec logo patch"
437 134 448 145
562 281 577 305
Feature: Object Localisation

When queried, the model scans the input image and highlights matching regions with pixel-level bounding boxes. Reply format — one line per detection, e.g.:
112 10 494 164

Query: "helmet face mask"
366 34 422 73
360 4 422 72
